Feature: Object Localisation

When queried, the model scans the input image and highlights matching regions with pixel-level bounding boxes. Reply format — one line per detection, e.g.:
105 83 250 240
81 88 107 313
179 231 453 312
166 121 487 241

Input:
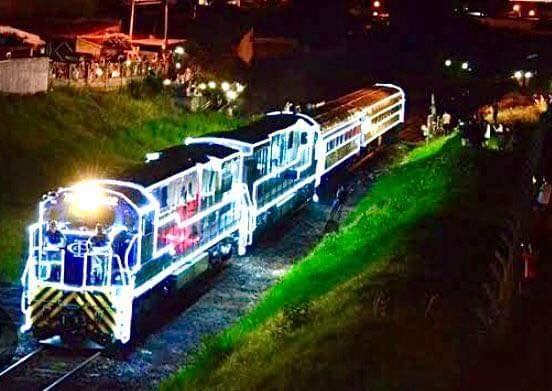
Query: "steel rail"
0 346 44 378
42 351 101 391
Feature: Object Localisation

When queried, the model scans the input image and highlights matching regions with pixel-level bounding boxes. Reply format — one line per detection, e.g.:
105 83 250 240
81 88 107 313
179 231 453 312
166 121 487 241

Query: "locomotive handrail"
124 234 139 271
111 253 129 286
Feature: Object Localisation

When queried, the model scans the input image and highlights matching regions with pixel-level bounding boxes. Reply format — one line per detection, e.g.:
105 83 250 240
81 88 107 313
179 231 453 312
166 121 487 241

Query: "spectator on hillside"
442 112 452 135
536 178 551 212
492 101 499 125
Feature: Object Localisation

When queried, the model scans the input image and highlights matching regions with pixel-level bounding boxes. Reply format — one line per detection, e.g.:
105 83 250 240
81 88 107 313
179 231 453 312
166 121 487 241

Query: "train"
20 83 405 346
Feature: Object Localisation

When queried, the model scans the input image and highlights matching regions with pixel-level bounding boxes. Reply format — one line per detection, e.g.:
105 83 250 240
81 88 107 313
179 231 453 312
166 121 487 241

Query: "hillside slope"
160 136 477 390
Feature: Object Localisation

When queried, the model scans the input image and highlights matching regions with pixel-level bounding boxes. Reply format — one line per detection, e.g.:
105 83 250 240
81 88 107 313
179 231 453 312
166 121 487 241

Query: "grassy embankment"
0 88 244 281
161 134 488 390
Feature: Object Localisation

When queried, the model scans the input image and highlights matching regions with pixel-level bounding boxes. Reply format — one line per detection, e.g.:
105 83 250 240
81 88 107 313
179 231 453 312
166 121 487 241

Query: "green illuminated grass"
161 135 470 390
0 88 244 281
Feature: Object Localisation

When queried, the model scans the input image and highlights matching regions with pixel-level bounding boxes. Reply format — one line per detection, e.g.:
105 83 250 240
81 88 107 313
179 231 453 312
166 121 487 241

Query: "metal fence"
49 59 167 90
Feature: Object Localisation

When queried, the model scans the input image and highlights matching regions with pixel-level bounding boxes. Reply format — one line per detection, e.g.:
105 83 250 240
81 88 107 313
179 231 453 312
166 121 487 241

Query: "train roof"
312 86 401 133
121 143 238 187
207 113 308 144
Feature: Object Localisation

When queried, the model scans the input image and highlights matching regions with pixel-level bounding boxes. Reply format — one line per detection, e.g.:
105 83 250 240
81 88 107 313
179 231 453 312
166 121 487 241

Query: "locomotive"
20 84 405 346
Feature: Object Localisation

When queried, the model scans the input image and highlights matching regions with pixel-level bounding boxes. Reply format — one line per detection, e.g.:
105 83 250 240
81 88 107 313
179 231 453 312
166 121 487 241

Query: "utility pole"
163 0 169 50
129 0 136 41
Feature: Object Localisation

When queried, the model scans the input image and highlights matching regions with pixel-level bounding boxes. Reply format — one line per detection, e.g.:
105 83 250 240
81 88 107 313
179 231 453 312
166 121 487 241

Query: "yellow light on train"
67 182 116 215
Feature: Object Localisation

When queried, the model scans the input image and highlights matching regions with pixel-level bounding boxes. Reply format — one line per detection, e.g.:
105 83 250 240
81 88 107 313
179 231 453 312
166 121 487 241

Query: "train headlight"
66 182 116 215
72 182 104 213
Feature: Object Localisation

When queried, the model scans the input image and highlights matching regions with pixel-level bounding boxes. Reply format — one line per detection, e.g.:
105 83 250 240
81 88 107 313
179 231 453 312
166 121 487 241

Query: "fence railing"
49 60 167 90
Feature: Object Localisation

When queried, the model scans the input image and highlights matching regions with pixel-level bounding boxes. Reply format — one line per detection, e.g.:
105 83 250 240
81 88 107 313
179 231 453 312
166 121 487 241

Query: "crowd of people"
458 111 516 151
50 56 169 85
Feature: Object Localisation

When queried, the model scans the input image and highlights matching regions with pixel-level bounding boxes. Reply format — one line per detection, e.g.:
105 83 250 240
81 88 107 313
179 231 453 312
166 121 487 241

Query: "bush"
129 75 164 99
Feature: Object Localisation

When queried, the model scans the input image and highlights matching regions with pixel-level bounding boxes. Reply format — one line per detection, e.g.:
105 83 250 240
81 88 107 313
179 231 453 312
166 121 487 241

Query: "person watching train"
87 224 110 285
44 220 66 249
42 220 66 281
87 224 109 250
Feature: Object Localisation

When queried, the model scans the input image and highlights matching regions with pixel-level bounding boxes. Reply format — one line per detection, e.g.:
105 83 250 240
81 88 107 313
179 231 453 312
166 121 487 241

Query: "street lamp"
226 90 238 101
461 62 469 70
513 70 534 87
444 59 452 67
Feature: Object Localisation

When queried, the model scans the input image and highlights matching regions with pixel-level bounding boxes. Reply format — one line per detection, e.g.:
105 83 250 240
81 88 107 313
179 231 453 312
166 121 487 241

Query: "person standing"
44 220 66 249
492 101 500 125
537 178 551 212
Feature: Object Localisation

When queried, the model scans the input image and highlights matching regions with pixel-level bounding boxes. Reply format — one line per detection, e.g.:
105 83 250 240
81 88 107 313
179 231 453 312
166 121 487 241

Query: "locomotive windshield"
43 184 138 232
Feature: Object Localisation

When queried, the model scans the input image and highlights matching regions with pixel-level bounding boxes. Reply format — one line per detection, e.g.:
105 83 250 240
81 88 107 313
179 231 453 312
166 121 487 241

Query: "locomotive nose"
60 304 87 341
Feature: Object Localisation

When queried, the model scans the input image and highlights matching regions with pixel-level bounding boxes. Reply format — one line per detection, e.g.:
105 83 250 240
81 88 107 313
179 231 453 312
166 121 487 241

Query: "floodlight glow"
125 59 132 66
373 0 381 7
444 59 452 67
67 182 111 214
163 79 172 86
226 90 238 101
174 46 185 55
198 82 207 90
524 71 533 79
528 9 536 17
514 70 523 80
373 11 379 16
208 81 217 89
175 62 182 69
221 81 230 91
95 68 104 77
461 62 469 70
513 4 520 12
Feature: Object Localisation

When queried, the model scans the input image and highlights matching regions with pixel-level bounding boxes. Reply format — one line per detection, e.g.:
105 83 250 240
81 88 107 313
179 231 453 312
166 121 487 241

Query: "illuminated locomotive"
20 84 405 346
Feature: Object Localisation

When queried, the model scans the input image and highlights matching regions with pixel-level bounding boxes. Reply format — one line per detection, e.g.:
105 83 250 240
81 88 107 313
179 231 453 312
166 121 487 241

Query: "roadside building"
0 26 48 94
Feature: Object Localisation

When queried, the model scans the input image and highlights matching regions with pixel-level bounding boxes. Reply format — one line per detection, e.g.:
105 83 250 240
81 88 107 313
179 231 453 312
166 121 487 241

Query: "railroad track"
0 346 101 391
